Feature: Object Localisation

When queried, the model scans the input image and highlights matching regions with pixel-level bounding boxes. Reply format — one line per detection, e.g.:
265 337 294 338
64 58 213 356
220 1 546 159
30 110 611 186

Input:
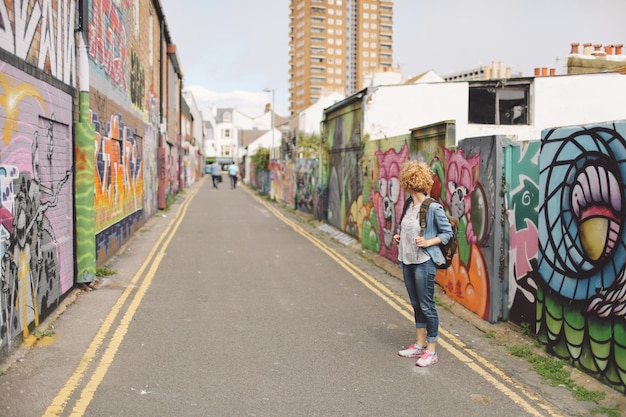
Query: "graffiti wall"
0 0 76 85
0 62 74 353
295 159 319 214
412 135 503 321
537 120 626 393
322 100 363 232
362 136 412 260
505 141 541 328
87 0 160 264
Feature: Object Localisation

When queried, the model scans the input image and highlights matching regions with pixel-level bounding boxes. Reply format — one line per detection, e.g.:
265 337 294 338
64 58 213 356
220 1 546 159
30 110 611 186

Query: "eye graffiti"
539 125 626 302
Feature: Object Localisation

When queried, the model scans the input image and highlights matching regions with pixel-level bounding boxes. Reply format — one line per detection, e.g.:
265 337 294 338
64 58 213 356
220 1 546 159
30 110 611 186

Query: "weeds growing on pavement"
520 322 531 336
482 330 496 339
33 321 56 338
96 266 117 277
165 194 177 210
590 406 622 417
507 344 618 414
33 328 55 337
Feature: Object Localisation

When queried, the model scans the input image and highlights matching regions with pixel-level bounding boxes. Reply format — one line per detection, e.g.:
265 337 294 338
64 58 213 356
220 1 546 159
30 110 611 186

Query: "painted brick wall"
0 63 74 354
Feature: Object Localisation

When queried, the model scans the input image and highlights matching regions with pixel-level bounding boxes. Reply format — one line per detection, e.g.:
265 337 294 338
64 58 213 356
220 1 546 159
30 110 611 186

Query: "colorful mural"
322 100 363 234
537 120 626 392
91 110 144 262
0 63 74 351
88 0 128 91
371 142 409 260
142 89 160 219
505 141 541 327
295 159 318 213
0 0 76 85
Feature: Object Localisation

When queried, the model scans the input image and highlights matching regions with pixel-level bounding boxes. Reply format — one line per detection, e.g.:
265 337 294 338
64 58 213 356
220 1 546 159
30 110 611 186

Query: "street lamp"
262 88 275 159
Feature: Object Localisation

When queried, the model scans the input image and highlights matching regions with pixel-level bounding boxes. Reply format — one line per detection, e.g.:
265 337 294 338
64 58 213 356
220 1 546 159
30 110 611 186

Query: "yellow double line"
252 191 563 417
42 186 199 417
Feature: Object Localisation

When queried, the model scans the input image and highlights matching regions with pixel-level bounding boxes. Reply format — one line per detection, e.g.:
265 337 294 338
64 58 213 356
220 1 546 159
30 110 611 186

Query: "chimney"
615 44 623 55
604 45 614 55
583 43 593 55
534 68 541 77
491 61 498 79
484 66 491 80
570 43 580 54
541 67 548 76
550 68 555 76
499 61 505 79
506 67 511 79
592 44 606 58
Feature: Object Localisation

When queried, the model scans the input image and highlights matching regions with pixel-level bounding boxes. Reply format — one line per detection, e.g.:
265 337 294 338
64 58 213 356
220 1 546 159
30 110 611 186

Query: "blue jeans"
402 260 439 343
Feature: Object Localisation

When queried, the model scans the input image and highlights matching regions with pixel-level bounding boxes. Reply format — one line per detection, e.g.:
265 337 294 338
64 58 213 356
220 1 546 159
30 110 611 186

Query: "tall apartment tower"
289 0 394 115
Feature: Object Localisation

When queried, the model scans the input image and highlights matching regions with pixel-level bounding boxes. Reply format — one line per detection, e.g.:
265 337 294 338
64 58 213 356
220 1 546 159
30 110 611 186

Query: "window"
222 128 231 138
469 85 529 125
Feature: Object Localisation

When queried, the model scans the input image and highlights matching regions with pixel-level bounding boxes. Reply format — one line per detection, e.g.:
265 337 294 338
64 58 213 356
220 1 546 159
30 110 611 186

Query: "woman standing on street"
393 160 453 367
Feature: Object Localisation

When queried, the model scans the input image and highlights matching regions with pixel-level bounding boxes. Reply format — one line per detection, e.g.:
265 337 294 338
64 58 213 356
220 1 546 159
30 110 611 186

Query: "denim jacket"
401 196 454 267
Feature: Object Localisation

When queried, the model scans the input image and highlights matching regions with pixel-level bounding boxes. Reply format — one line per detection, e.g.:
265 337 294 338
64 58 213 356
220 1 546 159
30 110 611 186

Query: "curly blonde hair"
399 160 434 194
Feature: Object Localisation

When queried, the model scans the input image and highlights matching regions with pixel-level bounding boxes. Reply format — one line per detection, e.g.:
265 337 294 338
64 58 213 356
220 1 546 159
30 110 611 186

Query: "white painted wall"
533 73 626 130
363 82 468 141
183 90 204 148
362 72 626 144
299 92 345 135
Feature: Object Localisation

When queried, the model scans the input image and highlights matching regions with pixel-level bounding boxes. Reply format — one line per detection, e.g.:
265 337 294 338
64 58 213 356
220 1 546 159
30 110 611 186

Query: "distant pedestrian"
393 160 453 367
210 161 221 189
227 162 239 189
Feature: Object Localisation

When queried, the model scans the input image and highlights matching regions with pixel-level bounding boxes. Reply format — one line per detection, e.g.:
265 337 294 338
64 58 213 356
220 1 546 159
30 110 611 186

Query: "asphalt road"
0 178 620 417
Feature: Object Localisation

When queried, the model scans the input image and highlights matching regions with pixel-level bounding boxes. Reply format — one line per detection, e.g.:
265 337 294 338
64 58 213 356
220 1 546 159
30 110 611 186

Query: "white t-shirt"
398 203 431 265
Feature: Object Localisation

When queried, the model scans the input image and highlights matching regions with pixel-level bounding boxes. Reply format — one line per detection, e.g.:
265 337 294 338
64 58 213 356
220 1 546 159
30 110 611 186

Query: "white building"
297 92 345 136
181 90 204 186
204 105 275 166
350 72 626 144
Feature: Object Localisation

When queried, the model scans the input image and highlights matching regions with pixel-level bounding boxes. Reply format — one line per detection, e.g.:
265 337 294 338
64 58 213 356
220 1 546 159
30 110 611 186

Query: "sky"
159 0 626 118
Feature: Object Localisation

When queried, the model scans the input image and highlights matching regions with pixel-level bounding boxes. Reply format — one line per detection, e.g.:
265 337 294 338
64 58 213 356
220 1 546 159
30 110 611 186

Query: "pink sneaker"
398 343 425 358
416 350 438 367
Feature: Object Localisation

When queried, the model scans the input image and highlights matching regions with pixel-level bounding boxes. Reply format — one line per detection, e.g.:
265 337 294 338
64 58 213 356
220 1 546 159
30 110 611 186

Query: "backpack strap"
400 196 412 223
418 197 435 237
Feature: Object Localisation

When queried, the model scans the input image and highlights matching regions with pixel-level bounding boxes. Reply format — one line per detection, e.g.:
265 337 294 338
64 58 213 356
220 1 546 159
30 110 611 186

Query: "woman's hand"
393 234 400 245
415 237 440 247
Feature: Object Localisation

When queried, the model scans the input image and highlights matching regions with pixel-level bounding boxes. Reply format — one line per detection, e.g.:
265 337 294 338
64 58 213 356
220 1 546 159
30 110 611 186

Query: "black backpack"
401 197 459 269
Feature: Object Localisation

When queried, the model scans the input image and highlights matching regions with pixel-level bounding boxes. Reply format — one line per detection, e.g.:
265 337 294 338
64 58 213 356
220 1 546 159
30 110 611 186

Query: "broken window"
469 85 528 125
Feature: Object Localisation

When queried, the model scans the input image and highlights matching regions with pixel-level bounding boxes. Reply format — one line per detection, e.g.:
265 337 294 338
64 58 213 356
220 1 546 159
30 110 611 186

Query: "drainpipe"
157 19 166 209
179 78 184 190
75 0 96 283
